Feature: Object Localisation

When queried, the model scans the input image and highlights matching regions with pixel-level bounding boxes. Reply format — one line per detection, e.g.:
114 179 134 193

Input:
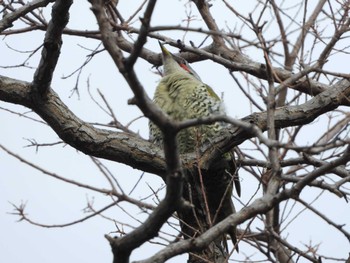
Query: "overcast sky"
1 1 350 262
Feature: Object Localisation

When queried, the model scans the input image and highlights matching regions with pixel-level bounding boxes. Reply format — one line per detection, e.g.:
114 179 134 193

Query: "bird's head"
159 41 201 81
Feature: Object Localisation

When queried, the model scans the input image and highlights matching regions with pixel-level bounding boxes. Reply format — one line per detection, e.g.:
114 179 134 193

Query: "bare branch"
0 74 167 175
124 0 157 68
0 144 155 210
291 146 350 196
2 1 350 261
89 1 187 261
289 0 327 64
0 0 54 32
32 0 73 94
1 75 350 178
297 198 350 242
192 0 225 46
10 200 119 228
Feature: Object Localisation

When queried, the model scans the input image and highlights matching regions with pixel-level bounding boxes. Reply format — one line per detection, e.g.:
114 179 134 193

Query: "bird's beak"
158 41 171 57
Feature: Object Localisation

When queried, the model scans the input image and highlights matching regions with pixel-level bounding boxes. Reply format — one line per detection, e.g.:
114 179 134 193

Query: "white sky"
1 1 350 262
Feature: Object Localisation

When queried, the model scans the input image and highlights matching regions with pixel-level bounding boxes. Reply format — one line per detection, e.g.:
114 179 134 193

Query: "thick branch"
1 75 350 178
0 75 166 177
203 78 350 165
32 0 73 94
90 2 186 262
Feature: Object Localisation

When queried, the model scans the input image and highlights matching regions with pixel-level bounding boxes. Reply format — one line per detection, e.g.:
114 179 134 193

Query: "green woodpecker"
149 42 240 249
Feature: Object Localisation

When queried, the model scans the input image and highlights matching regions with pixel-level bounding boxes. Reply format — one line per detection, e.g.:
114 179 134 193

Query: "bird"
149 41 240 251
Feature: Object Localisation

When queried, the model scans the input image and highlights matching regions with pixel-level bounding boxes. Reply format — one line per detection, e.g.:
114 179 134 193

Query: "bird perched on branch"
149 42 240 250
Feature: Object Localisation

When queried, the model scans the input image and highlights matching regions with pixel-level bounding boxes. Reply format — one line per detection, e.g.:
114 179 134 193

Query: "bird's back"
150 71 225 153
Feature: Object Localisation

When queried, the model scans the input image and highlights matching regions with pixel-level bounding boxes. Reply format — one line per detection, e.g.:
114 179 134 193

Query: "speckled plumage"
150 43 224 153
149 43 239 250
149 52 225 153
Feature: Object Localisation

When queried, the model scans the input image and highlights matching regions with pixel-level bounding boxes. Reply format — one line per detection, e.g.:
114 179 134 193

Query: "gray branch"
0 0 54 32
1 75 350 178
32 0 73 94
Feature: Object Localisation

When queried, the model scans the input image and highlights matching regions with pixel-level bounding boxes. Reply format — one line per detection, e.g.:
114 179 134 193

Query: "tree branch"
0 0 54 32
32 0 73 94
1 75 350 177
0 75 167 176
89 2 186 262
203 78 350 166
134 149 350 263
124 0 157 68
192 0 225 46
289 0 327 64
